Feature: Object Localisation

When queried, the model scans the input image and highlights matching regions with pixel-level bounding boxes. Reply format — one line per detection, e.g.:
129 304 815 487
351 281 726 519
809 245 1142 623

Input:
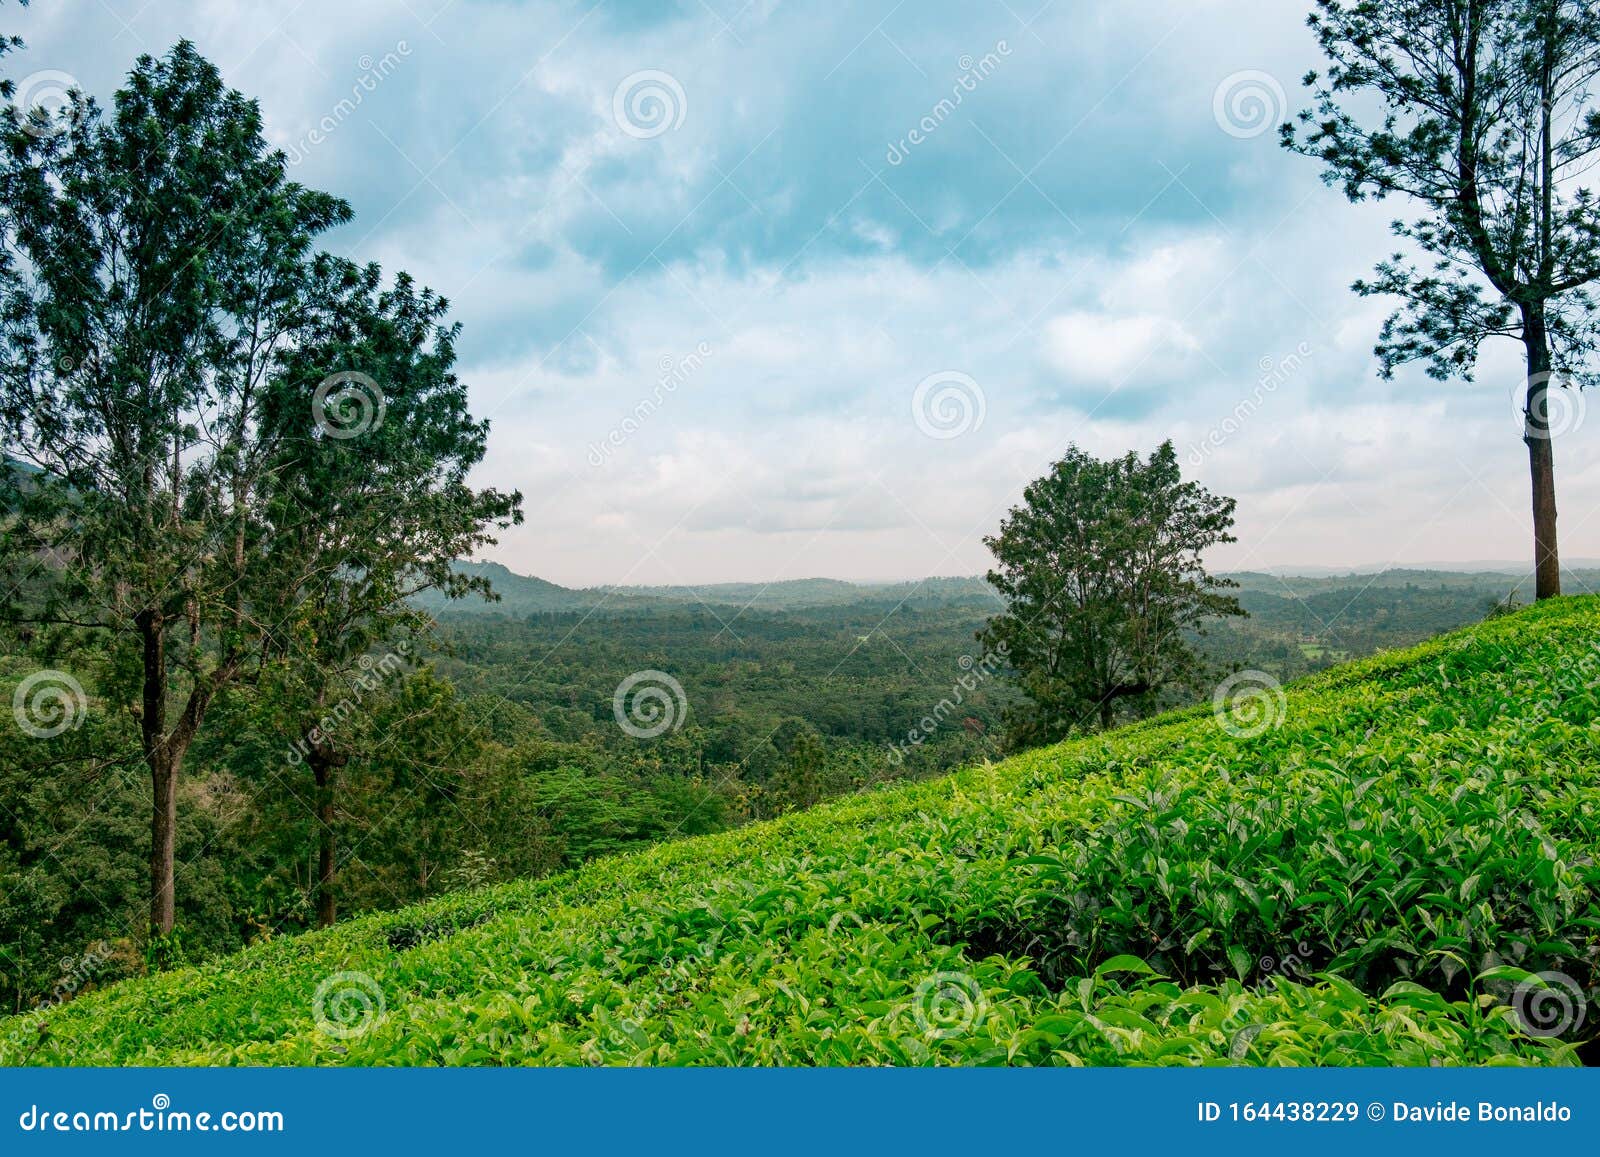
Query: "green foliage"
0 41 520 937
0 569 1560 1016
981 441 1242 743
1285 0 1600 386
1283 0 1600 598
7 597 1595 1067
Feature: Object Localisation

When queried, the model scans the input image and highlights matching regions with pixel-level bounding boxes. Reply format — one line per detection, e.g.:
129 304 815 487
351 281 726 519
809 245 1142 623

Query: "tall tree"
0 44 520 942
979 442 1243 746
255 260 520 927
1284 0 1600 599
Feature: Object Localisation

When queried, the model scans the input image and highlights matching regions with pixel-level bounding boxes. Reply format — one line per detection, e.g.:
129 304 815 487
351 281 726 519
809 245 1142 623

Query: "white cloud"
1042 312 1202 387
14 0 1600 585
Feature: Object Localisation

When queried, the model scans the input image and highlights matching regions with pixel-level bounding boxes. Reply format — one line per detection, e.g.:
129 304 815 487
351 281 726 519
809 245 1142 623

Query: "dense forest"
18 595 1599 1068
0 560 1559 1013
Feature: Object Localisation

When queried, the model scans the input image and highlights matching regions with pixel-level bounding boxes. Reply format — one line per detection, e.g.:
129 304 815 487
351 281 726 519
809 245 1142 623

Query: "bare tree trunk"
309 748 340 928
136 611 231 942
148 755 177 936
1523 307 1561 600
136 611 177 937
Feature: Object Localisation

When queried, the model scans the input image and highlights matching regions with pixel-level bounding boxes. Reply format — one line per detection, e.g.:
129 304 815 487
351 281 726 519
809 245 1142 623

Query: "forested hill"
414 560 1598 633
412 563 999 615
8 597 1594 1066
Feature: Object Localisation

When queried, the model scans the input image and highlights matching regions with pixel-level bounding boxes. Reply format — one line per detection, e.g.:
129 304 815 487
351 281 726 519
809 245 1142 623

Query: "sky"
14 0 1600 586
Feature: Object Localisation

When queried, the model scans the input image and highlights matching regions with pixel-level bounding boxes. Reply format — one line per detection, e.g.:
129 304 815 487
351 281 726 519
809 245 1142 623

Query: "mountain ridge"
415 560 1600 615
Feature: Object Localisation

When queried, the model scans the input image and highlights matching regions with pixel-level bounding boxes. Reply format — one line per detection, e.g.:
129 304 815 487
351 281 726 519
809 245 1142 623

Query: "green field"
6 597 1598 1067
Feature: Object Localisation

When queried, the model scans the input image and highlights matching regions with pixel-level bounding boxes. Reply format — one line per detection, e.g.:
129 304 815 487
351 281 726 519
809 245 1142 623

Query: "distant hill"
416 560 1600 618
1257 559 1600 576
410 561 614 616
600 577 865 608
19 596 1597 1066
415 564 998 616
602 575 998 610
1227 566 1600 597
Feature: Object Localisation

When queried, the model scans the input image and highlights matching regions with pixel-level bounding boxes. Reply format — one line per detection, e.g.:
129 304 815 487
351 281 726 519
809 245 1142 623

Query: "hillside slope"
7 598 1600 1066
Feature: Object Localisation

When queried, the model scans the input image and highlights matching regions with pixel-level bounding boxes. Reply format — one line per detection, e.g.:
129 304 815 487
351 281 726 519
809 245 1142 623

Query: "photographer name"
1392 1100 1571 1124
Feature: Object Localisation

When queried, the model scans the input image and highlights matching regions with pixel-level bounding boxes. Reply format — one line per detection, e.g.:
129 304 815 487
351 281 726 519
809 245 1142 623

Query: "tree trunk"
1522 307 1561 600
149 752 177 937
310 749 338 929
136 611 177 938
135 611 227 941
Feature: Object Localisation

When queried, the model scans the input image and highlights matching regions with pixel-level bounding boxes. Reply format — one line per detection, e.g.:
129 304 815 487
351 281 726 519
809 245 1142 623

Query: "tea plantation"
6 597 1599 1066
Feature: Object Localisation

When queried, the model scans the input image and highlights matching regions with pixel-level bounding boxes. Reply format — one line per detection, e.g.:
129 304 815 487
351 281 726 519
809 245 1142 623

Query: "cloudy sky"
16 0 1600 586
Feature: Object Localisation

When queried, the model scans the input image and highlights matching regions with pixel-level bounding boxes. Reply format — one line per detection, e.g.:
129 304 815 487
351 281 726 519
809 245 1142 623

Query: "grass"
5 597 1599 1066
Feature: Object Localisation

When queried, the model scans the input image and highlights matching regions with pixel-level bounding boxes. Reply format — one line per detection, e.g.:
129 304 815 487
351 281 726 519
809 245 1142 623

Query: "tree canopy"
979 442 1243 744
1284 0 1600 599
0 41 520 941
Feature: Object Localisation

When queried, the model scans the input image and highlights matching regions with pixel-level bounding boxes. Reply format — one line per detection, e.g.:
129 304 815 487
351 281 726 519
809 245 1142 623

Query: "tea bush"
5 597 1596 1066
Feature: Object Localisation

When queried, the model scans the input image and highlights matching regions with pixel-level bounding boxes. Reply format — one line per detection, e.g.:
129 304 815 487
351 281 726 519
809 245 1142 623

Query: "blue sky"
19 0 1600 585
